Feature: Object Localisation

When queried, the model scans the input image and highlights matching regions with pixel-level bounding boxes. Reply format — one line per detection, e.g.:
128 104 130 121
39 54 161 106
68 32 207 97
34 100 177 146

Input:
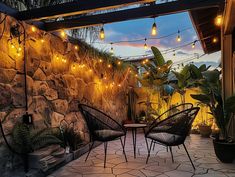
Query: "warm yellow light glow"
212 37 218 43
99 59 103 63
100 27 105 40
41 39 45 43
192 42 195 49
177 35 181 42
129 70 132 73
74 45 79 50
145 59 149 63
72 65 76 69
11 44 14 49
62 59 67 63
105 85 108 89
117 61 121 65
135 74 138 77
107 64 111 68
18 47 22 51
31 26 36 32
56 56 59 60
151 22 157 36
215 15 223 27
60 30 66 38
17 52 21 57
144 43 148 49
146 72 150 75
104 77 107 80
118 84 121 87
142 61 146 65
89 69 92 72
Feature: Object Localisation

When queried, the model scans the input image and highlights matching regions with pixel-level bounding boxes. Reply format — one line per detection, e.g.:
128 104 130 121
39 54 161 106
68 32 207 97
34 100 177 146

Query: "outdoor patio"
48 132 235 177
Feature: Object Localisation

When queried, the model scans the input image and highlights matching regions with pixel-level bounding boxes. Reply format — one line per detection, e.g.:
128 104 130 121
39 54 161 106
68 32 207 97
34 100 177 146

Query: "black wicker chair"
145 106 199 170
78 104 127 168
150 103 193 151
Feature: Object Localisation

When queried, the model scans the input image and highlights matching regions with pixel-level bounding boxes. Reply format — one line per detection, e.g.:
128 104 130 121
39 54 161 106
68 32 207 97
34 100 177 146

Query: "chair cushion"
94 129 125 141
147 132 184 146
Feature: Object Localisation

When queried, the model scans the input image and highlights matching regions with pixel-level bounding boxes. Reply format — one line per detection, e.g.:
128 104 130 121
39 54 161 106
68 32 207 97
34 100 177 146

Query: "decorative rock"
39 61 52 76
0 51 15 69
44 88 58 101
76 79 86 100
64 112 78 125
52 99 68 115
0 84 12 111
33 81 49 96
62 74 78 97
26 52 40 77
0 69 17 84
51 112 64 127
33 68 47 80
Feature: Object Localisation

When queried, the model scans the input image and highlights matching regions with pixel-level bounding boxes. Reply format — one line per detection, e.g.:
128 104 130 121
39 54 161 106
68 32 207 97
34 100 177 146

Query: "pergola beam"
16 0 154 21
44 0 224 31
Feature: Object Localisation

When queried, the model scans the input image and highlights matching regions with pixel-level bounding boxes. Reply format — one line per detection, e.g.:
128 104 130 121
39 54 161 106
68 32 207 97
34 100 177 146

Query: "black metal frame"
78 104 127 168
145 106 199 170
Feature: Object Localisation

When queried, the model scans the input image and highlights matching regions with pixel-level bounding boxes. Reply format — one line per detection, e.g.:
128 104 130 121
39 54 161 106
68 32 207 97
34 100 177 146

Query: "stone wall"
0 13 135 173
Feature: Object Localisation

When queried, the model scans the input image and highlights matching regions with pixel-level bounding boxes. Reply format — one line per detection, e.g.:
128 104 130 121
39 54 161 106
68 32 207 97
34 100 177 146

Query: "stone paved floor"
49 133 235 177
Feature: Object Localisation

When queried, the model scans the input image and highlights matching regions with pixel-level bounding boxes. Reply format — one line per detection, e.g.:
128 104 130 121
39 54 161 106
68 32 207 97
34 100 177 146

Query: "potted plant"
191 69 235 163
197 105 212 137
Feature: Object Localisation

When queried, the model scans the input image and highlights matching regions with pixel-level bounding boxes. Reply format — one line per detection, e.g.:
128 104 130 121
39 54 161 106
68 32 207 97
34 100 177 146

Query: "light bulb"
144 43 148 49
11 44 14 49
74 45 79 50
110 47 114 53
100 26 105 40
41 39 45 43
108 64 111 68
118 84 121 87
89 69 92 72
18 47 22 51
117 61 121 65
192 42 195 49
99 59 103 63
31 26 36 32
151 22 157 36
177 35 181 42
212 37 218 43
60 30 66 38
215 15 223 27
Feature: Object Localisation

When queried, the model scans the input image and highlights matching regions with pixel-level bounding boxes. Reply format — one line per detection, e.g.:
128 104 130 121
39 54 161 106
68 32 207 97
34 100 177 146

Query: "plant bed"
213 139 235 163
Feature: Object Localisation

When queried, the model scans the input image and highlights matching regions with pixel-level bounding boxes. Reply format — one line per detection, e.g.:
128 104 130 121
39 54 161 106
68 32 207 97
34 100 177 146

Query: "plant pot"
213 139 235 163
199 125 212 137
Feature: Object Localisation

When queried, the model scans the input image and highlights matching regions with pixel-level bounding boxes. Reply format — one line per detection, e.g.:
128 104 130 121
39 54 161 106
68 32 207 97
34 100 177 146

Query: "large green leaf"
190 94 211 104
151 46 165 66
190 64 202 79
202 70 220 83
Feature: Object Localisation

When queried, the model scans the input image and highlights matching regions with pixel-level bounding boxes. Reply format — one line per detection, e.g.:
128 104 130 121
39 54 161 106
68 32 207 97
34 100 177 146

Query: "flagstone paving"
48 133 235 177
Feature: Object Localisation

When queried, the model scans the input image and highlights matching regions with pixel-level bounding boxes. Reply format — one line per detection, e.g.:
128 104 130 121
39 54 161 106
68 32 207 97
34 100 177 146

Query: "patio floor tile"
49 133 235 177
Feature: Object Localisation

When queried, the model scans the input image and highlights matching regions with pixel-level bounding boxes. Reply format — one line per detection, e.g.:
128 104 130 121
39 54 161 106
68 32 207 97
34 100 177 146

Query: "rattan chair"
78 104 127 168
145 106 199 170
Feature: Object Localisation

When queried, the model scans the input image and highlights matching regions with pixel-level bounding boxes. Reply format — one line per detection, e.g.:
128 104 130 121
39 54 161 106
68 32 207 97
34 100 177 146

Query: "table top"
123 123 147 128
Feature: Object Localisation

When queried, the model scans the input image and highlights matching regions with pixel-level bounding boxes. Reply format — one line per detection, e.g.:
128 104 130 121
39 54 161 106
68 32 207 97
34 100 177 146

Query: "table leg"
132 128 137 158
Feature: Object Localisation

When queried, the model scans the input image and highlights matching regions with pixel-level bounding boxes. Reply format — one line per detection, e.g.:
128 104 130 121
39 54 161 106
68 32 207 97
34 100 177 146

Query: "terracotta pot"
199 125 212 137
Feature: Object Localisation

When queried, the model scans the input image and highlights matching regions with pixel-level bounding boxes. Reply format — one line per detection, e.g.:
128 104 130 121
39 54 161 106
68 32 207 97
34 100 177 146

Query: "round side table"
124 123 147 158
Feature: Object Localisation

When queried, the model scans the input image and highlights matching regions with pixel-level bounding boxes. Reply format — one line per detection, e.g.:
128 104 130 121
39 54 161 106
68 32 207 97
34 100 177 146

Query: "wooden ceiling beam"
43 0 224 31
16 0 154 21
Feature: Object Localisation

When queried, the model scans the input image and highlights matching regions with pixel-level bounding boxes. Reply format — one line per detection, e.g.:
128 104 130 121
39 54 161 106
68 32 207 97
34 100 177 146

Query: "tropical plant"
190 69 235 140
11 123 62 154
172 63 210 103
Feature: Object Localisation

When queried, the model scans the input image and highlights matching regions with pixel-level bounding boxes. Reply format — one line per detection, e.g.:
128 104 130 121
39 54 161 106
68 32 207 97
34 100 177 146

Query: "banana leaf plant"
137 46 173 121
190 69 235 140
172 63 210 103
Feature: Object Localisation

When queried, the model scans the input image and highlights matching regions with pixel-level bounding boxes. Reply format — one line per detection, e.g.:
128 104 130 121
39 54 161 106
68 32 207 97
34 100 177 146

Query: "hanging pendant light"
176 30 181 42
100 25 105 40
151 18 157 36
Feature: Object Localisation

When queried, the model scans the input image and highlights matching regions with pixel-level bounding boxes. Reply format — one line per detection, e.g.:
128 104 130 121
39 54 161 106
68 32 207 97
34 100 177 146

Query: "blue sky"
91 12 221 68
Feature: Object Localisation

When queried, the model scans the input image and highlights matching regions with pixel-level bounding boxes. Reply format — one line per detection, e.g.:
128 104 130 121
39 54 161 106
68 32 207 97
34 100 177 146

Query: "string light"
215 14 223 27
107 64 112 68
40 39 45 43
118 84 121 87
99 25 105 40
74 45 79 50
144 38 148 49
151 18 157 36
60 30 66 38
99 59 103 63
117 61 121 65
31 26 36 32
212 37 218 43
192 41 196 49
89 69 92 72
177 30 181 42
110 43 114 54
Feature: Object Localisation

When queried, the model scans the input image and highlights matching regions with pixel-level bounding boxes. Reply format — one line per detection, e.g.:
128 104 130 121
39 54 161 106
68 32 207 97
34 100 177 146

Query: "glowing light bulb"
60 30 66 38
177 30 181 42
105 85 108 89
18 47 22 51
72 65 76 69
192 42 196 49
108 64 111 68
56 56 59 60
117 61 121 65
151 22 157 36
146 72 150 75
99 26 105 40
135 74 138 77
212 37 218 43
104 77 107 80
99 59 103 63
89 69 92 72
144 43 148 49
41 39 45 43
31 26 36 32
11 44 14 49
142 61 146 65
145 59 149 63
74 45 79 50
215 14 223 27
110 47 114 54
17 52 21 57
118 84 121 87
